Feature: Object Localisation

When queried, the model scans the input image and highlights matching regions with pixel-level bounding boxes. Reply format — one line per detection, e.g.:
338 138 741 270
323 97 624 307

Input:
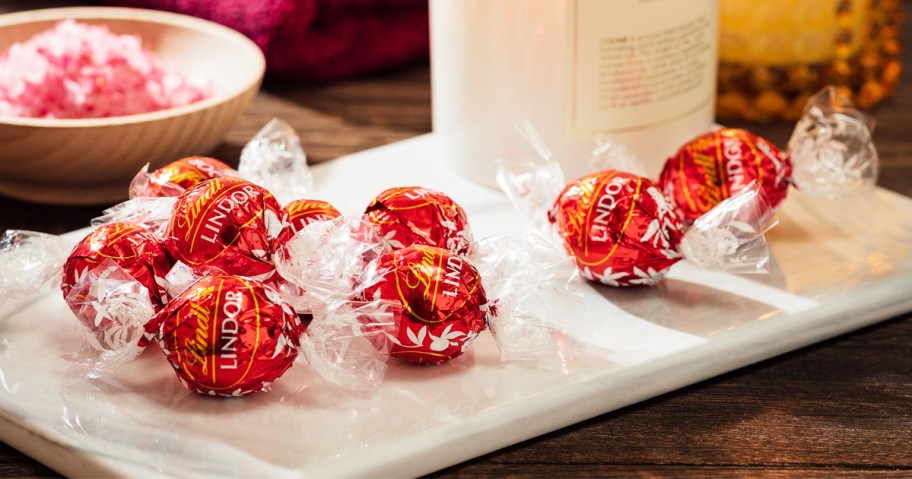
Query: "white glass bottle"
431 0 720 186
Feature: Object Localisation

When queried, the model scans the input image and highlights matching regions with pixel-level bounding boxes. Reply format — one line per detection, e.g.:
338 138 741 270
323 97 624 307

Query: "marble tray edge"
332 268 912 478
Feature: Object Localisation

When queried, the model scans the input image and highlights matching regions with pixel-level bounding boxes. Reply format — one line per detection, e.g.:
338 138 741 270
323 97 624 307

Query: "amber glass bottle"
717 0 902 122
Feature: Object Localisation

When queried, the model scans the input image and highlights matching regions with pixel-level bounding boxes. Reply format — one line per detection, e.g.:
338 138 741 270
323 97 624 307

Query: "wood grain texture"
1 1 912 477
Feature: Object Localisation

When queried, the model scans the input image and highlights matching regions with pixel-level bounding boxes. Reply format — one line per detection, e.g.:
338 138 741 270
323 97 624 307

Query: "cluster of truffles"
60 155 489 396
13 88 877 398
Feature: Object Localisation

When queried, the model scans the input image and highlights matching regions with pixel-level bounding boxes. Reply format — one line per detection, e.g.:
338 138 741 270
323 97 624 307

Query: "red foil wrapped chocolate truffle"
658 128 792 222
364 186 472 256
275 199 342 248
360 244 488 364
166 177 284 279
130 156 236 198
61 222 172 335
147 275 301 396
548 170 684 287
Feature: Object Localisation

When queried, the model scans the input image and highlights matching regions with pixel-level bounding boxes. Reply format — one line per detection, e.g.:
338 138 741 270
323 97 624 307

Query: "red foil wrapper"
61 222 172 332
147 275 301 396
166 177 284 278
361 244 488 364
548 171 684 287
131 156 236 198
275 199 342 248
364 186 472 256
659 128 792 222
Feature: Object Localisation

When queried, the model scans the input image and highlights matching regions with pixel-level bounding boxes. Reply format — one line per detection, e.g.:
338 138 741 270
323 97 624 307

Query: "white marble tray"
2 134 912 478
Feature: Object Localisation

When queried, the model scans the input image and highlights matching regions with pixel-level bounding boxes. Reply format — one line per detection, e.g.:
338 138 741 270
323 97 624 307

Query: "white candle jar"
431 0 720 186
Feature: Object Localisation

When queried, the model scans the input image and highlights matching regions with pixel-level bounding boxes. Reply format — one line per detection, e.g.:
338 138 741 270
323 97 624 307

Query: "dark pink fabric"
107 0 429 81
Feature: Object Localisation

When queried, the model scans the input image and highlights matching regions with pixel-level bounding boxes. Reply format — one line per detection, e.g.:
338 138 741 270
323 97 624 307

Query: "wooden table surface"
2 1 912 477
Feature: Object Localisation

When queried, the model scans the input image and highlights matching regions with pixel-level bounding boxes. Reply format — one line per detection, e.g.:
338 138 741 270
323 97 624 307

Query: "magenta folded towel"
107 0 429 81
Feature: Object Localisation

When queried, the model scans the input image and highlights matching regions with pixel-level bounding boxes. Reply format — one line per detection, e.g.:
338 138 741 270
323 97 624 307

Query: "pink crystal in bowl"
0 7 265 205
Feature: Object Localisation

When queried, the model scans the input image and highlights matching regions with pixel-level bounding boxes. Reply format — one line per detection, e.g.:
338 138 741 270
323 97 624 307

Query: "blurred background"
0 0 908 216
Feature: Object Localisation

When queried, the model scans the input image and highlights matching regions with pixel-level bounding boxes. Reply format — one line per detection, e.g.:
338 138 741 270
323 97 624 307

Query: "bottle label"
569 0 718 134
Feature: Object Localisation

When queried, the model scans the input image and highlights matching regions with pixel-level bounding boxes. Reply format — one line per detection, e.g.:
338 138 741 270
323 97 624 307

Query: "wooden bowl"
0 7 265 205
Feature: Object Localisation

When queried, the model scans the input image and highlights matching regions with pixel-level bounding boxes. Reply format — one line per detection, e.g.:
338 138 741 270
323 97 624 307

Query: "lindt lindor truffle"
61 222 172 344
130 156 236 198
548 170 776 286
360 244 488 365
499 123 777 288
166 177 284 279
364 186 473 256
270 199 344 312
275 216 581 371
147 275 300 396
658 128 792 223
275 199 342 249
548 171 685 286
286 199 342 230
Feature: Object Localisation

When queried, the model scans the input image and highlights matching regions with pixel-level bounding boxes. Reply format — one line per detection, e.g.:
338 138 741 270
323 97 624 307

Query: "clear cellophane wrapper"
588 136 649 177
498 122 777 279
0 229 157 371
788 86 879 197
496 122 650 241
0 230 74 307
0 231 155 371
679 183 779 274
91 196 177 240
1 223 221 376
62 259 158 372
128 163 188 198
470 233 589 365
238 118 314 207
495 123 567 239
273 216 400 391
127 117 314 207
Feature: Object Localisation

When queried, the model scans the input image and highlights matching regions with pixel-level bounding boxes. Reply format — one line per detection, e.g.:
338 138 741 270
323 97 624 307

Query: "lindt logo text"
180 285 242 377
441 255 463 297
403 188 431 200
219 289 243 370
722 137 748 192
404 245 439 300
590 176 629 243
174 179 220 239
403 245 464 298
400 245 464 321
183 286 215 375
199 184 261 244
690 152 722 210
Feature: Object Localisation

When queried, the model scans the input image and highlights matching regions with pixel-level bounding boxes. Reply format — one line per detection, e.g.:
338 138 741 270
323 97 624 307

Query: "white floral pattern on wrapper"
643 186 685 259
383 323 475 354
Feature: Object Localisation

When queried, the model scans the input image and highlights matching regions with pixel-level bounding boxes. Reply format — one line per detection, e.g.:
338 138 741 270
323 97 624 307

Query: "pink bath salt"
0 19 212 119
